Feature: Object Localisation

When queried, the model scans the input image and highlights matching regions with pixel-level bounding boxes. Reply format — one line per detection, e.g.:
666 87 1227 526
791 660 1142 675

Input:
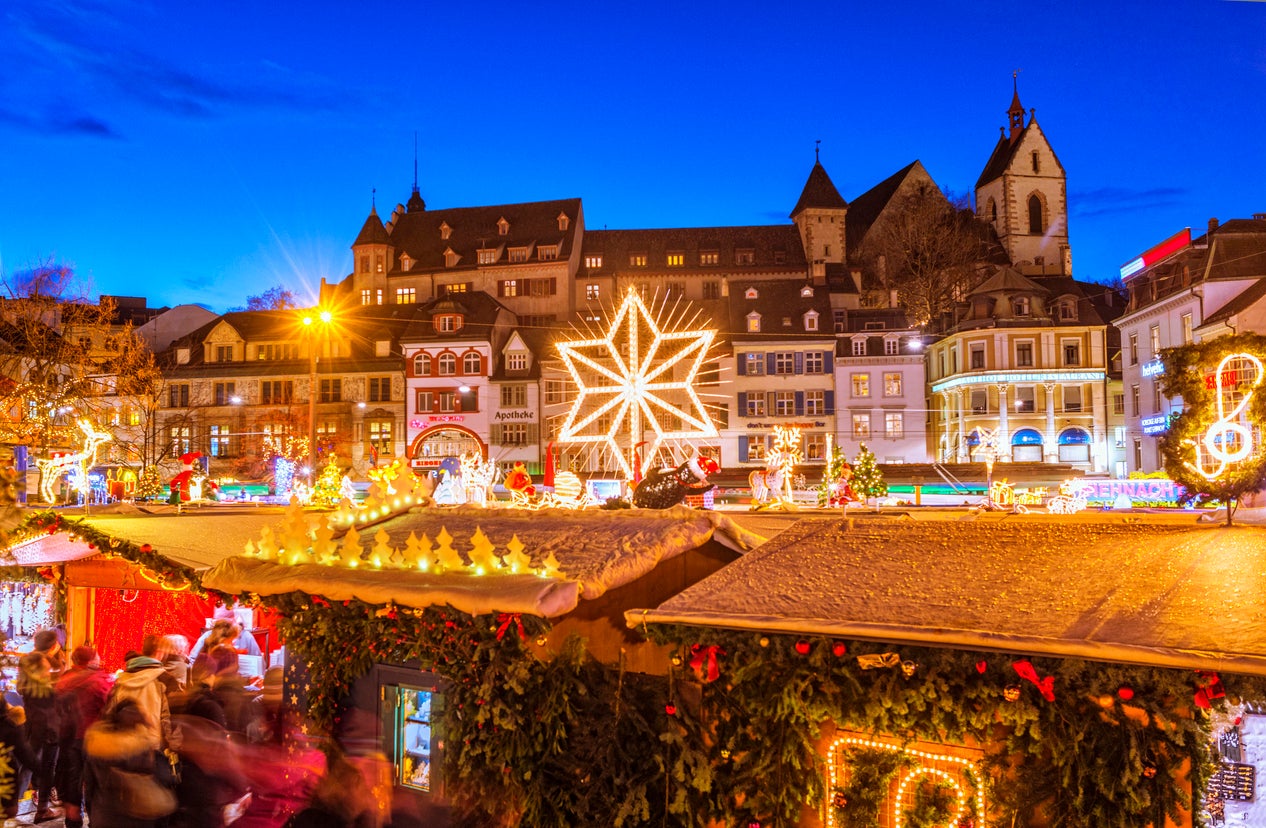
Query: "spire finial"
413 131 419 193
1007 71 1026 141
815 139 821 163
371 187 376 212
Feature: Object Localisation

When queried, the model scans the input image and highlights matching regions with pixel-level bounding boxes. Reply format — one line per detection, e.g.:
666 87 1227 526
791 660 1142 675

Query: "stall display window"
390 685 442 793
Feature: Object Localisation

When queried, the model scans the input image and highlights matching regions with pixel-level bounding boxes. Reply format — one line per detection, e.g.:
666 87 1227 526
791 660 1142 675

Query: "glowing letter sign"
1140 360 1165 378
1120 228 1191 280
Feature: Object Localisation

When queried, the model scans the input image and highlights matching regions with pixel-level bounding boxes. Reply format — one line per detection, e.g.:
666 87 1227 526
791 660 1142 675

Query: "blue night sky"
1 0 1264 313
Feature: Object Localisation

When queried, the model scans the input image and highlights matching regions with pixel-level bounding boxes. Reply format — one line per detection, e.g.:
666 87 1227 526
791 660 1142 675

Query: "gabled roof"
1205 220 1266 281
581 226 807 275
726 280 834 342
970 265 1050 297
975 133 1021 190
1202 277 1266 327
790 161 848 218
628 515 1266 676
399 290 510 344
844 161 925 253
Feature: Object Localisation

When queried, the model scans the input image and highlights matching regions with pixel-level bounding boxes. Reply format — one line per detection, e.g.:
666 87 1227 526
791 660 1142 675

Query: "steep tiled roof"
844 161 922 253
367 197 582 274
1205 220 1266 280
975 132 1022 190
353 209 390 246
400 291 510 343
970 266 1049 296
726 280 834 343
581 226 807 276
1202 278 1266 327
790 161 848 217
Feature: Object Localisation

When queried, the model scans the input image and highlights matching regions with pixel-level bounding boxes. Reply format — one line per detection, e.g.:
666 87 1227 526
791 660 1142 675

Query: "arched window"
989 199 998 225
412 352 431 376
1028 195 1043 234
462 352 482 375
438 353 457 376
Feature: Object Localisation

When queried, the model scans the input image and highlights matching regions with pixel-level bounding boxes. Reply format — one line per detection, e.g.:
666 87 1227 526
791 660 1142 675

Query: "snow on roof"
202 505 766 618
627 515 1266 676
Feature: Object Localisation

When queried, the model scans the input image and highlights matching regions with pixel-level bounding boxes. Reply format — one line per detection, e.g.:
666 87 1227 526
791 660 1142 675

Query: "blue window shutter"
738 392 747 415
737 354 746 376
825 390 835 414
795 391 805 415
794 353 804 374
823 350 834 372
766 353 776 374
739 436 749 463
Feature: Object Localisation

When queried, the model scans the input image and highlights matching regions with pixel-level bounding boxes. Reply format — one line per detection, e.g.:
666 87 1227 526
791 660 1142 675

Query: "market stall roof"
626 514 1266 677
202 505 766 618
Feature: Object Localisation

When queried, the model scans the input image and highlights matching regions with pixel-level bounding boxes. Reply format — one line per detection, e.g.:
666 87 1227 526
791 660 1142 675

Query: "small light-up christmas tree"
818 443 851 507
310 456 343 508
851 443 888 507
136 465 163 500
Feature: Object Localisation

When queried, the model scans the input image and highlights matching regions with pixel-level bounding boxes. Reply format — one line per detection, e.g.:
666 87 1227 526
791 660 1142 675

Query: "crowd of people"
1 617 386 827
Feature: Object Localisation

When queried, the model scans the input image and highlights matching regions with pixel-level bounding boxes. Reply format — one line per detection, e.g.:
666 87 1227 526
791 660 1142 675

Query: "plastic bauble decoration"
794 640 811 655
975 660 987 674
1003 685 1022 702
1142 765 1157 779
758 637 770 648
535 635 547 646
671 654 683 667
901 659 917 678
665 703 677 716
720 749 731 759
1118 686 1135 700
832 791 848 808
831 642 847 658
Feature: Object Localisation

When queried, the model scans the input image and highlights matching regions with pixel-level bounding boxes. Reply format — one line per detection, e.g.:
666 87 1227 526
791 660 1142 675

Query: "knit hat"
125 655 163 671
33 629 58 651
71 645 97 666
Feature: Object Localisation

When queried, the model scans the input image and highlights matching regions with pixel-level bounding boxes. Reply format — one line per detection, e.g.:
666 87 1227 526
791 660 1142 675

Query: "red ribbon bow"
1194 670 1225 709
496 612 526 641
1012 660 1056 702
689 644 725 683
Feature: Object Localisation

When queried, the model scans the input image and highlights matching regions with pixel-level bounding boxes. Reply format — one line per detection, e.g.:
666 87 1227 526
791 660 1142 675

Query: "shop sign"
1074 478 1185 505
1141 414 1170 436
410 416 466 429
745 421 826 430
1140 360 1165 378
494 410 536 422
1208 762 1255 802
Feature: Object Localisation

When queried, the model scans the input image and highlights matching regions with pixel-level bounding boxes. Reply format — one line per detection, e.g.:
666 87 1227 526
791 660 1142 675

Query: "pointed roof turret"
1008 73 1026 141
790 160 848 219
353 205 391 246
407 134 426 212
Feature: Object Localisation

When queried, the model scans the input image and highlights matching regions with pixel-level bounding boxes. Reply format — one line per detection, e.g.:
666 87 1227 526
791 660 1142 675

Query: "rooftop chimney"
1209 217 1219 235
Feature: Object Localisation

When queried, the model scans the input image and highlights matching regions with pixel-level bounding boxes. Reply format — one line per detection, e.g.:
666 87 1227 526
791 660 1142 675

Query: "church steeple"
1008 73 1026 141
406 132 426 213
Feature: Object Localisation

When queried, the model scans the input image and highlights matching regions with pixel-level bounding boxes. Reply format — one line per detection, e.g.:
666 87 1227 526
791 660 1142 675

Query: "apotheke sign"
494 410 536 422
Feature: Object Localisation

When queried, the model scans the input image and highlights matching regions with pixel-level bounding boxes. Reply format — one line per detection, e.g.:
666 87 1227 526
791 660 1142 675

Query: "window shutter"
823 350 834 371
738 392 748 414
739 436 749 463
766 353 776 374
794 353 804 374
794 391 805 416
549 279 557 295
490 424 502 443
825 390 835 414
528 424 539 443
737 354 747 376
766 392 775 414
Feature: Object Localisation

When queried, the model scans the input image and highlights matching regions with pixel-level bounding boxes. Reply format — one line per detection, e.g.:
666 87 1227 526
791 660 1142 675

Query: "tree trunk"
1227 498 1236 527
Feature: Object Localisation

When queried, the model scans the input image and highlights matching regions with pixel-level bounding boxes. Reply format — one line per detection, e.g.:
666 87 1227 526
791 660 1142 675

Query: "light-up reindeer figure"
460 452 499 507
36 420 112 505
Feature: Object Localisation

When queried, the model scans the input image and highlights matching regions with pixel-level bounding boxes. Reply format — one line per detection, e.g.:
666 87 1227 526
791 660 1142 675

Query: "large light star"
556 289 717 479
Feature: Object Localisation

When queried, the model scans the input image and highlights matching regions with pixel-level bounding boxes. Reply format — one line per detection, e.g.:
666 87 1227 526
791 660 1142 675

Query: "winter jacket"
0 704 38 808
84 717 167 827
55 665 114 741
105 658 176 750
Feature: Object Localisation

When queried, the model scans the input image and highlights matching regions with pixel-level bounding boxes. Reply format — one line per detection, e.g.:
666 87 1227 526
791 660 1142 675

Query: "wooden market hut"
626 513 1266 828
198 503 766 827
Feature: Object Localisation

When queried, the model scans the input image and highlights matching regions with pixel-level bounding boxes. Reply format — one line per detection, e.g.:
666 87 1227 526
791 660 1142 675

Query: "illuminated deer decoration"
36 420 112 504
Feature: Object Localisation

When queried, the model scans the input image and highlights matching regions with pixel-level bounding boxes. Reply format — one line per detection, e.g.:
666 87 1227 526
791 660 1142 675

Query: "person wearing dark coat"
55 645 114 828
84 699 174 828
17 628 64 822
1 697 39 822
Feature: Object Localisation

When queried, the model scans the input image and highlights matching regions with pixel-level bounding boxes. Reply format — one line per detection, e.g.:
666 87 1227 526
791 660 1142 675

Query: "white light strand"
1188 352 1264 480
825 735 986 828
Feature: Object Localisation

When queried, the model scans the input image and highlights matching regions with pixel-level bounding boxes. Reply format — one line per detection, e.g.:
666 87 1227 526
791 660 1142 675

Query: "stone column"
996 383 1010 461
955 389 967 462
1044 381 1057 462
1091 381 1107 473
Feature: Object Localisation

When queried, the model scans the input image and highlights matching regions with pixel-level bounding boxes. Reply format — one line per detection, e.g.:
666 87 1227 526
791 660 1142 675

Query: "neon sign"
932 371 1105 394
1141 360 1165 377
1141 414 1170 436
1188 352 1263 480
1120 228 1191 279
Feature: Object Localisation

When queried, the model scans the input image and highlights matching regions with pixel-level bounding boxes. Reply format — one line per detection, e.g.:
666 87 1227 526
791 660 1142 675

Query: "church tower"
975 79 1070 275
791 148 848 285
350 196 394 305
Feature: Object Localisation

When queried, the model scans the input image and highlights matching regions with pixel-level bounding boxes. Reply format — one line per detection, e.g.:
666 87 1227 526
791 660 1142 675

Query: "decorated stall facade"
628 514 1266 828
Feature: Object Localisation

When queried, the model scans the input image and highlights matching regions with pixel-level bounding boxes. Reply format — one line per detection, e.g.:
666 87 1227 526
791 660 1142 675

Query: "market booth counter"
0 507 287 669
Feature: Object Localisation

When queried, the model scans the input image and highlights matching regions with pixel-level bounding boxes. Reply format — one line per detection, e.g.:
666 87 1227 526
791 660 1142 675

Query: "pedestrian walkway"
8 796 68 827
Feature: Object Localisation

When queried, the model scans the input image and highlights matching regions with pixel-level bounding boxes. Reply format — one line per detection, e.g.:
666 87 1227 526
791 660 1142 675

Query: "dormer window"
774 249 787 264
507 351 528 371
538 245 559 261
800 285 814 298
440 222 452 240
497 217 509 236
736 249 755 266
667 252 684 267
435 314 463 333
477 248 497 265
1013 296 1032 316
400 253 413 272
746 312 761 333
744 287 759 300
444 247 459 268
629 253 648 267
557 212 570 231
1059 299 1077 321
509 247 529 263
700 251 719 266
804 311 819 331
782 317 792 327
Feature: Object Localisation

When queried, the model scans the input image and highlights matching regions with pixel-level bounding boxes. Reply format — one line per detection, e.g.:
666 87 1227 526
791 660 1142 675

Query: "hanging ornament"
900 659 918 678
665 703 677 716
1118 686 1135 701
720 749 731 759
535 635 548 647
1012 659 1056 702
831 641 847 658
1142 766 1157 779
1003 685 1022 702
794 640 811 656
975 660 987 674
689 644 724 683
832 791 848 809
758 637 770 648
1194 670 1225 709
670 654 683 667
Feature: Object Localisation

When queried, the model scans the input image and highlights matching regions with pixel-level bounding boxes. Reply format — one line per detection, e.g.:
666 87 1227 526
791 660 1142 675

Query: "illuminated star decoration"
556 289 718 480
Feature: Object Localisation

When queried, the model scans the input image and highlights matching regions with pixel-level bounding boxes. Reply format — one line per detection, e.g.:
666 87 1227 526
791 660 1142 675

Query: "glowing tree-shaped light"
556 289 717 479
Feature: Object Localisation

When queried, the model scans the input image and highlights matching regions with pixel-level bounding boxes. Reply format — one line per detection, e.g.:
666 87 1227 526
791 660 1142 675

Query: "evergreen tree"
136 465 163 500
310 456 343 507
851 444 888 505
817 444 850 506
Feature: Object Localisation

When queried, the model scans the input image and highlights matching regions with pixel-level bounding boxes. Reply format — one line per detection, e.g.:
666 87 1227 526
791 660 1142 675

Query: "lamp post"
303 309 333 476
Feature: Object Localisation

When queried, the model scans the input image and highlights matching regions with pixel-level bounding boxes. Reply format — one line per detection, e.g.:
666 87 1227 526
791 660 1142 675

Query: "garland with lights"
645 624 1266 828
1158 334 1266 524
258 593 670 828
